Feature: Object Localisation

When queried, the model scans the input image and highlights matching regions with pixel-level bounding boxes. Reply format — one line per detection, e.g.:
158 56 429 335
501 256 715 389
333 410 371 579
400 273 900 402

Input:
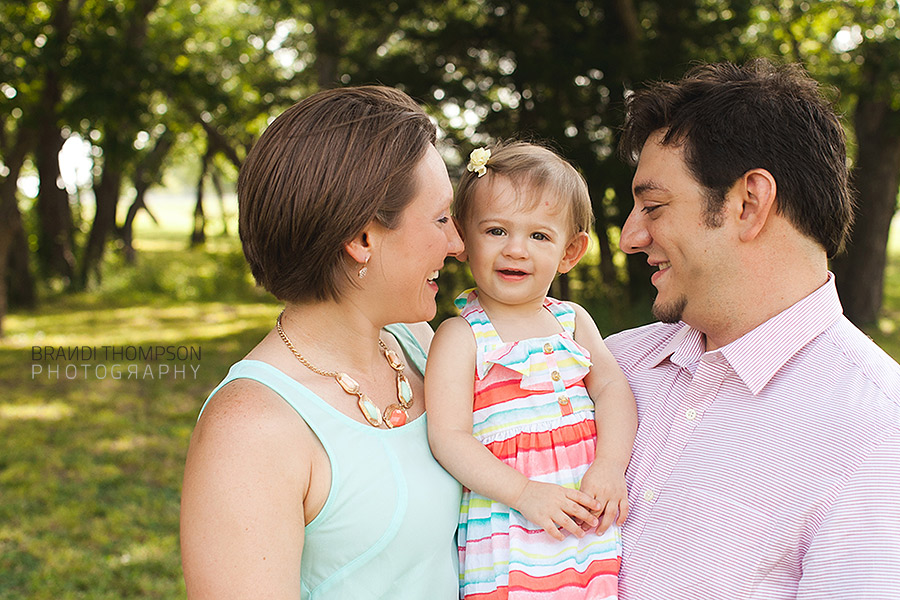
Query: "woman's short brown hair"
238 86 436 302
454 140 593 237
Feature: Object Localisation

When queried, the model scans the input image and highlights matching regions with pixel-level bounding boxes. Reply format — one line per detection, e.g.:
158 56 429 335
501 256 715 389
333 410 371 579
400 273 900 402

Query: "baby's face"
462 176 576 309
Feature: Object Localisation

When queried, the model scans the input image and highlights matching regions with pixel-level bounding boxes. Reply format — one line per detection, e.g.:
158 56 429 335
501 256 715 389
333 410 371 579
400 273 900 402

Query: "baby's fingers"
538 517 566 541
597 500 618 534
616 495 630 526
552 512 587 540
565 487 603 512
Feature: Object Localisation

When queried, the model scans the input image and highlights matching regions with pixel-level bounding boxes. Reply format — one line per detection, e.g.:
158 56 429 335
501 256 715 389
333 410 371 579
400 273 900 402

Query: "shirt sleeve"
798 428 900 599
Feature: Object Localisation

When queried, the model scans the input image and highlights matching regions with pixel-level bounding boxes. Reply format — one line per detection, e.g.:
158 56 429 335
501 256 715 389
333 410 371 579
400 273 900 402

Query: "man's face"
619 131 734 327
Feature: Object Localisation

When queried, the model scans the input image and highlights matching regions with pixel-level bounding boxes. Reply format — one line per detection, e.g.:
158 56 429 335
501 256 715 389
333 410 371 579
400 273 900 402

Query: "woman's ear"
558 231 590 274
738 169 777 243
344 228 374 266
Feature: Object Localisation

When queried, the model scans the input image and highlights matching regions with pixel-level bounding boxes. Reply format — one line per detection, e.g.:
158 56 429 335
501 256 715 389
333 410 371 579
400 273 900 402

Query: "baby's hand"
513 480 601 541
579 461 629 535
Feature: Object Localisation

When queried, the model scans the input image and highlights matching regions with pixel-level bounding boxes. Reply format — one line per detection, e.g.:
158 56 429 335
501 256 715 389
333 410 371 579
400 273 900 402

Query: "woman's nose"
446 223 465 257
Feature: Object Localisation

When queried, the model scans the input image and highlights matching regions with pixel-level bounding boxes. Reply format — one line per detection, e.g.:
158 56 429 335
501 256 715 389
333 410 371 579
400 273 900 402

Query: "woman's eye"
437 216 450 224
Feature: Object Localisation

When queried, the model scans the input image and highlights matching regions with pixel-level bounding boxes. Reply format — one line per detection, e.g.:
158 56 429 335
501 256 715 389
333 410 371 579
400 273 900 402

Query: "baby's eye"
531 232 549 241
487 227 505 236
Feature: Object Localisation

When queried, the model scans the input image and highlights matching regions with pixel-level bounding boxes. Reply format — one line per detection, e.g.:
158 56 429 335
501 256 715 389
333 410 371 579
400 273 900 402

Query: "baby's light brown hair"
454 141 594 237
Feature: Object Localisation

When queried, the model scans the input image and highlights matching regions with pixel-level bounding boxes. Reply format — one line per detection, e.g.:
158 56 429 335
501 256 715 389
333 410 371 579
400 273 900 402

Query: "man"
606 58 900 599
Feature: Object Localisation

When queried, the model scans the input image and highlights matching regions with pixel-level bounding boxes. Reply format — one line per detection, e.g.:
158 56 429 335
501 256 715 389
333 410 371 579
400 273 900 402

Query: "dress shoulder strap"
544 296 577 335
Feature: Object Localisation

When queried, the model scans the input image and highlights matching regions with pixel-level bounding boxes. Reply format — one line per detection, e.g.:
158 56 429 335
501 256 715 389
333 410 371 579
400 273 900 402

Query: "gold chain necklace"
276 312 414 428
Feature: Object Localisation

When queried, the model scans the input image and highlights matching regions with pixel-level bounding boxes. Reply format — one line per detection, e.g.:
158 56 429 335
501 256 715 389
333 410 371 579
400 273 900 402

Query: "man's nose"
619 209 651 254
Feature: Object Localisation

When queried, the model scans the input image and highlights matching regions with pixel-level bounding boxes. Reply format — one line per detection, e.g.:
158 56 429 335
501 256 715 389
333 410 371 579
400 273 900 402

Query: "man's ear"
738 169 777 243
558 231 590 274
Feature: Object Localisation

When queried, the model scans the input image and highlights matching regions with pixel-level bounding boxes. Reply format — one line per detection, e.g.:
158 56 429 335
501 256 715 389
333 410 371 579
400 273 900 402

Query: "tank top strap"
383 323 427 376
198 360 354 453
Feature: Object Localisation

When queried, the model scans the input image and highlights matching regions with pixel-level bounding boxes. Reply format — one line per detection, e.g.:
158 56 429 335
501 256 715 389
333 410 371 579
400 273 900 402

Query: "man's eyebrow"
632 180 667 196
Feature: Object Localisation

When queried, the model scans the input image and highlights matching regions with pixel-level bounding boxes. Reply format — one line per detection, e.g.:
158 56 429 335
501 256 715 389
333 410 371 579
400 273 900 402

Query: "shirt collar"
648 273 844 395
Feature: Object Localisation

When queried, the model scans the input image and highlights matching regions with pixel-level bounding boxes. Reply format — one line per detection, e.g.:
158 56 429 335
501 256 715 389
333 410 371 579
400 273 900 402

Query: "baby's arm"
425 316 602 541
570 303 638 534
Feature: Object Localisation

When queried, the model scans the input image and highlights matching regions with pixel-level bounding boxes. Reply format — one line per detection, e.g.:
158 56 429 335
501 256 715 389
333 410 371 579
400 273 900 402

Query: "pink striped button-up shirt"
605 275 900 599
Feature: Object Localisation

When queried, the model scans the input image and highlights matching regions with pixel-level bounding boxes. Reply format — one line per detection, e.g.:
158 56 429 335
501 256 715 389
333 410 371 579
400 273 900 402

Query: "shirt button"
685 408 697 421
551 370 561 381
643 489 655 502
557 394 569 406
543 343 553 354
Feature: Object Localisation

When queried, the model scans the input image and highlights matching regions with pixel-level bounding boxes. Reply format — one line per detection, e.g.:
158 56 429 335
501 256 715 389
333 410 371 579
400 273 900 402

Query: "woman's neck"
275 300 386 373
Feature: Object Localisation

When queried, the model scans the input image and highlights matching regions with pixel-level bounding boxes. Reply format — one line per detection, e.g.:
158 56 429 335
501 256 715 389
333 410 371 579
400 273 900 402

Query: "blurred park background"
1 0 899 597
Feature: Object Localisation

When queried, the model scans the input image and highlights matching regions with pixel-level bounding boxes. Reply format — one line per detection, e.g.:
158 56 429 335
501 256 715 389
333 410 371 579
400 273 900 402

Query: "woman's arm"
425 317 601 541
180 379 312 599
570 302 638 533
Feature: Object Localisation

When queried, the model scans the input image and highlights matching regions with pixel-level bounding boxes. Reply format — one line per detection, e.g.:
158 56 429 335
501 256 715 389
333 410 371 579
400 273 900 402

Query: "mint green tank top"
201 324 462 599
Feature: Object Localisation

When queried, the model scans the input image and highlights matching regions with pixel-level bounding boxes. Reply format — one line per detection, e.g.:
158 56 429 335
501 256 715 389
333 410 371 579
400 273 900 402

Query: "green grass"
1 196 282 599
1 197 898 598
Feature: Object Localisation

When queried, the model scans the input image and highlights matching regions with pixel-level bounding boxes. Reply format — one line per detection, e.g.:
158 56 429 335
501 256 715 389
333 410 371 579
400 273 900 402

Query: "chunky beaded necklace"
276 312 414 428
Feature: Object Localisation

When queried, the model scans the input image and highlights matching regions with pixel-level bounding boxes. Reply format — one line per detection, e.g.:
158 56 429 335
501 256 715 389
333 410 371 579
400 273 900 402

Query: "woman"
180 86 465 599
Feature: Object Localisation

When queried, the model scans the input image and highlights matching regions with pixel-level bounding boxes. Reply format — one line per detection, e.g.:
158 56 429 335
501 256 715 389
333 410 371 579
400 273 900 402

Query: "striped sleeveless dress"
456 289 621 599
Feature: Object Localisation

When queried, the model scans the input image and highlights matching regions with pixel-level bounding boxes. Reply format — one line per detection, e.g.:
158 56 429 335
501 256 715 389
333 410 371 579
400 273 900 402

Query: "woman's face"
374 144 464 322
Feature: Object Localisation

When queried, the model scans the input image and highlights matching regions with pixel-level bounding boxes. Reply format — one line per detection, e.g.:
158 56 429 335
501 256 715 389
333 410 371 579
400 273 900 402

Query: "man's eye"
641 205 661 214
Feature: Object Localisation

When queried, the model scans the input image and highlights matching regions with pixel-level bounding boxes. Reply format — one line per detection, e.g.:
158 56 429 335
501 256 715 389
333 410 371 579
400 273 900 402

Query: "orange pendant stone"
384 404 408 428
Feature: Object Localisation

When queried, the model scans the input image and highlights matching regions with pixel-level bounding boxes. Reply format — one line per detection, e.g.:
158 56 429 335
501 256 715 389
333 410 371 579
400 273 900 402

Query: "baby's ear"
558 232 590 274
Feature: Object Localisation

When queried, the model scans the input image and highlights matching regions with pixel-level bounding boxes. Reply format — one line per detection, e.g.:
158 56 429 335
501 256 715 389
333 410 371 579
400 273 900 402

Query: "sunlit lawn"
1 194 282 599
0 192 897 598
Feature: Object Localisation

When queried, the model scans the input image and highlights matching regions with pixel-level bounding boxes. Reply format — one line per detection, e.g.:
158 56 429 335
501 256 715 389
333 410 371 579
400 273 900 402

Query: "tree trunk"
34 0 76 282
312 8 342 89
7 227 37 310
210 168 229 236
0 131 34 336
35 126 76 281
78 160 123 288
120 132 171 261
191 147 212 247
833 96 900 326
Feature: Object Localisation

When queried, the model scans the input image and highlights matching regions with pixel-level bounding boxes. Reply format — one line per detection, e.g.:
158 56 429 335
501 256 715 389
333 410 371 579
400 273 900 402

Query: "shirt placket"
626 351 730 552
542 342 573 417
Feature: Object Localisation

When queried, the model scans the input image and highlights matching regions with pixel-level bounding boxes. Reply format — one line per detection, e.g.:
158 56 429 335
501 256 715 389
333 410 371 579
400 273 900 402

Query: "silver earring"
358 257 369 279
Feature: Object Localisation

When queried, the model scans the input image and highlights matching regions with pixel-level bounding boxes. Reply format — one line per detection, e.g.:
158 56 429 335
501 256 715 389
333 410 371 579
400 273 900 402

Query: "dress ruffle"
481 336 592 390
456 289 593 389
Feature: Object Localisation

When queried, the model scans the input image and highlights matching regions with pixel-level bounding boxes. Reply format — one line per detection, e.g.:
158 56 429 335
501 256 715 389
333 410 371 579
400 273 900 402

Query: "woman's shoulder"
196 376 316 456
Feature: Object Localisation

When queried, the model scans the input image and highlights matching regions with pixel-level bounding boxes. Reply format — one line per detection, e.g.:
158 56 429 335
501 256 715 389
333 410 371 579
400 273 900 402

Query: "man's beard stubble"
652 294 688 324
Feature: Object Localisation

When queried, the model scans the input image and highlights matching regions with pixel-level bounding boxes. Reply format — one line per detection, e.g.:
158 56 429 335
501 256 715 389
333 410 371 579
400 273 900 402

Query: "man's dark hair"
619 58 854 257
